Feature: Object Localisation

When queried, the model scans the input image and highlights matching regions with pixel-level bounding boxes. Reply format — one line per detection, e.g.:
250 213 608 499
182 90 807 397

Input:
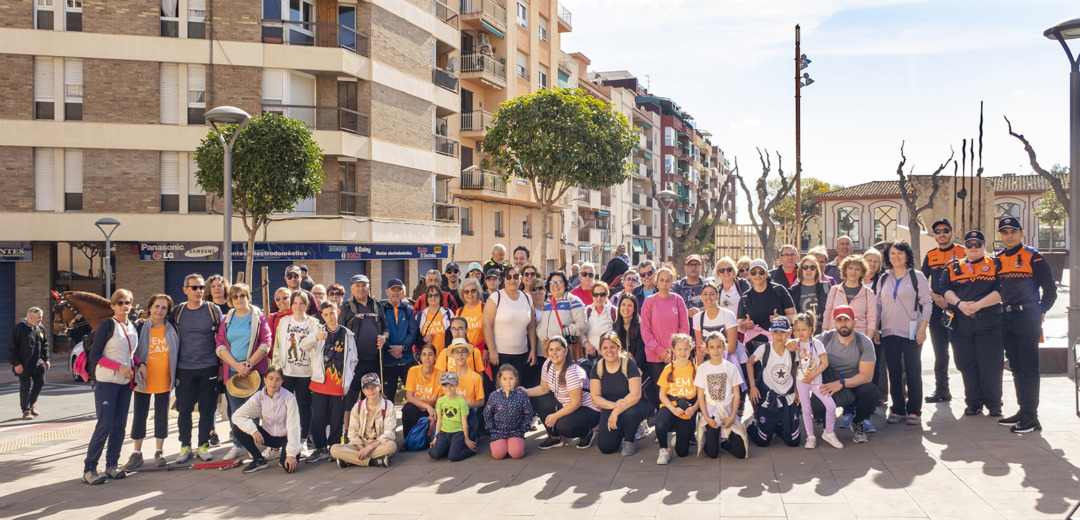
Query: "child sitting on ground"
483 364 534 459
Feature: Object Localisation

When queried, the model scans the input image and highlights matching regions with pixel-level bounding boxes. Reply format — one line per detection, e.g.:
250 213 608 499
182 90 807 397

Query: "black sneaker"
964 406 982 416
336 457 351 469
577 428 595 449
243 458 268 474
997 413 1022 426
925 392 951 403
538 436 565 449
370 455 389 468
208 431 221 447
987 408 1003 417
306 448 329 463
1010 418 1042 434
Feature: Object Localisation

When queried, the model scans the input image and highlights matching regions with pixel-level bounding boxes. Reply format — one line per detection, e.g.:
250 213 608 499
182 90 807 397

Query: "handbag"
551 296 583 359
820 366 856 408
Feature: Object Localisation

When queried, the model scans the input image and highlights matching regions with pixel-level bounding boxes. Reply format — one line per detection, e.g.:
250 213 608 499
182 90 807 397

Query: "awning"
643 151 652 159
642 123 652 129
578 246 593 252
643 240 655 252
632 239 643 253
481 21 505 39
597 210 610 217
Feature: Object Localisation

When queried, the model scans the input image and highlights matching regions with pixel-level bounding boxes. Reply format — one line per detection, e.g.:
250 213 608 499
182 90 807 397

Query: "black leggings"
309 392 344 450
644 362 665 417
131 391 171 440
530 393 600 439
282 376 312 439
597 403 646 454
702 424 747 459
655 407 695 457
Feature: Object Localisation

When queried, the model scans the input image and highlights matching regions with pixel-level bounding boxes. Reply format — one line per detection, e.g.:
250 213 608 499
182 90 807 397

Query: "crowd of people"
5 219 1056 484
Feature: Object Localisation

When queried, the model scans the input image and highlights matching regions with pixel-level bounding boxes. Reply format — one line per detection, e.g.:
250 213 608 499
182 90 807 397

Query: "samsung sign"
140 242 447 261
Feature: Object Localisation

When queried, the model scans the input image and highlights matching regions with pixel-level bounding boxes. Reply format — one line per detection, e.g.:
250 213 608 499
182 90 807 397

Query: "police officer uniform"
937 230 1003 416
920 218 961 402
994 217 1057 433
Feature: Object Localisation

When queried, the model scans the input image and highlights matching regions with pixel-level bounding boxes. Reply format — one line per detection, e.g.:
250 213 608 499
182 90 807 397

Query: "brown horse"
54 291 116 333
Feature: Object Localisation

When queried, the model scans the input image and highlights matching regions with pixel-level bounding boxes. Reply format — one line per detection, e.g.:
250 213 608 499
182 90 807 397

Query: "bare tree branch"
1005 115 1070 207
896 142 953 261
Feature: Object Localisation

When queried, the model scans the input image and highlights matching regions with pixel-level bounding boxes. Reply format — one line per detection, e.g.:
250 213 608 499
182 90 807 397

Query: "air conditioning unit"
477 32 491 47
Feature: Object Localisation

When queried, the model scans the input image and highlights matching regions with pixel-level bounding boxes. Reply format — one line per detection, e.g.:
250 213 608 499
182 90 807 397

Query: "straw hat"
449 337 473 357
226 370 262 398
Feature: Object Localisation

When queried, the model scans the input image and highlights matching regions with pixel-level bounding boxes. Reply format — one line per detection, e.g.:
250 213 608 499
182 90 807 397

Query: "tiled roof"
817 174 1070 200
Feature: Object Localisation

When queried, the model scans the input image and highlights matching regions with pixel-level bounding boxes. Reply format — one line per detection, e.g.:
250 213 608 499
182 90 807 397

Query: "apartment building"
0 0 462 354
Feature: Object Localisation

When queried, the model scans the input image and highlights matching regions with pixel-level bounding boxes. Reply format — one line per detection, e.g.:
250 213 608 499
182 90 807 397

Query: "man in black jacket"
339 274 388 413
8 307 49 420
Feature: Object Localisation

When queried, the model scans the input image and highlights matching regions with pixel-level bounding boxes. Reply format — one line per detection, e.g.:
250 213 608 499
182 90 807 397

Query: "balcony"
434 202 460 223
632 224 655 237
632 193 654 208
261 104 370 135
460 168 507 193
645 138 653 151
600 189 611 207
460 53 507 89
578 187 591 203
432 0 459 28
432 67 459 92
516 66 529 81
558 56 573 76
460 110 493 134
460 0 507 34
557 4 572 32
435 135 459 158
261 20 369 56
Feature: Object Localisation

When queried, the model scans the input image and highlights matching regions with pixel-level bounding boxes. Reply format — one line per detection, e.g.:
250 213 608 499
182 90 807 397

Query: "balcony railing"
516 66 529 81
557 4 572 29
434 202 460 223
460 168 507 193
632 193 655 208
460 0 508 33
578 187 591 203
460 53 507 82
261 20 369 57
600 190 611 207
645 138 653 151
261 104 370 135
558 56 573 76
633 225 655 237
432 0 458 28
435 135 459 158
461 110 493 132
432 67 459 92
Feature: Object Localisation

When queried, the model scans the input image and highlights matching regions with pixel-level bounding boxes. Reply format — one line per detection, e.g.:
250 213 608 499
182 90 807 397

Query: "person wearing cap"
301 300 358 463
937 230 1004 418
339 274 388 424
737 259 797 358
482 268 502 302
298 265 315 292
873 241 932 427
921 218 961 403
466 262 484 282
995 217 1057 433
442 262 464 310
601 244 631 290
824 236 855 284
568 263 581 289
214 283 273 462
230 366 302 474
331 373 396 468
446 338 486 440
811 305 878 444
284 266 319 316
483 244 510 283
429 371 477 461
438 317 486 374
381 278 417 403
744 317 802 448
769 245 800 289
673 255 707 320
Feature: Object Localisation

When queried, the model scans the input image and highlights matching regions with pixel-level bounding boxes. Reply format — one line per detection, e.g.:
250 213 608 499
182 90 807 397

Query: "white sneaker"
635 420 649 440
656 448 671 465
821 431 844 449
222 445 246 461
804 435 817 449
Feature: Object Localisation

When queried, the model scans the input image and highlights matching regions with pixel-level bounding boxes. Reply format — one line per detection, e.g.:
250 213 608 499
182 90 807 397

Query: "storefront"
0 243 31 362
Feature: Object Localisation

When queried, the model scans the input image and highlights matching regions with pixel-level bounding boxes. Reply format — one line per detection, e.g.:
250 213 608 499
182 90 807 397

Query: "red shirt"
570 285 593 306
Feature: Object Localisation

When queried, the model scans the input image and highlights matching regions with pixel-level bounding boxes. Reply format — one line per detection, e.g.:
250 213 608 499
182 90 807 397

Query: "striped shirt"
541 359 599 411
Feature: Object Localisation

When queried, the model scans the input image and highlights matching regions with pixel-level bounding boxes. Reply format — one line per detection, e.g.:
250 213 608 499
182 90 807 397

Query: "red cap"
833 305 855 321
684 254 702 265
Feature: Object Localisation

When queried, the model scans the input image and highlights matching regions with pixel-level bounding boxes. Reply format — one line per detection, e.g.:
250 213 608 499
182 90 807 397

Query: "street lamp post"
656 189 678 262
204 106 252 281
94 217 120 297
795 25 813 251
1044 18 1080 372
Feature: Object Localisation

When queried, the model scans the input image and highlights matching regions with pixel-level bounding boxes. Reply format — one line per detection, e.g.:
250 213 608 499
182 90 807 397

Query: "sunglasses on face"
624 278 639 284
187 285 205 290
580 272 595 278
686 262 701 267
116 301 133 306
232 294 248 301
717 267 734 274
532 287 546 292
640 271 655 277
933 228 952 235
274 296 289 301
504 274 521 280
286 273 299 280
801 265 817 271
445 269 459 274
965 242 984 249
523 272 537 277
328 291 344 296
738 268 748 273
463 289 478 294
592 293 608 298
749 270 766 276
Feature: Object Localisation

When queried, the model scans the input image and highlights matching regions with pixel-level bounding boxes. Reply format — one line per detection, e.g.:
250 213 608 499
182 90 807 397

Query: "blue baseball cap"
998 217 1022 231
770 316 791 332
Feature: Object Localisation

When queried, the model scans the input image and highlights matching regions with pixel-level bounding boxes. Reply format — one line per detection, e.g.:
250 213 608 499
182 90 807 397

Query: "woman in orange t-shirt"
127 294 180 470
403 344 442 436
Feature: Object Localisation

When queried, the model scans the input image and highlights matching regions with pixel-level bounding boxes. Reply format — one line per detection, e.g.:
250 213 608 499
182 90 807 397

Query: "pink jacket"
823 284 878 335
214 306 273 381
640 292 689 363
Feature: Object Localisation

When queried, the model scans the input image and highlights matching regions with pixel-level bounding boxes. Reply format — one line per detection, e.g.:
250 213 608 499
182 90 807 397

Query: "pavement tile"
655 501 721 520
369 491 440 516
974 490 1077 520
783 502 857 520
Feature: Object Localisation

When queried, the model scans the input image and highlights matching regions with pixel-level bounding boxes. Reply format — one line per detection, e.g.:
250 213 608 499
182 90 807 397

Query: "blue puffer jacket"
383 300 417 366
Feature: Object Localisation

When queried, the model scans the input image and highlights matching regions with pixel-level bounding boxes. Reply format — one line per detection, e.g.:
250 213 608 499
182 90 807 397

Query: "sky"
560 0 1077 219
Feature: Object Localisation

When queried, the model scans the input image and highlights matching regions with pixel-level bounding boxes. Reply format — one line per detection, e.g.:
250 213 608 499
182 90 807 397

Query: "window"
837 206 860 248
664 127 675 146
995 202 1021 249
461 206 472 235
188 156 206 213
287 0 315 45
538 65 548 89
160 152 179 212
516 1 527 27
63 149 82 211
664 155 674 174
34 57 55 120
35 148 55 211
539 17 549 42
523 214 531 238
187 64 206 125
64 0 81 31
36 0 54 30
160 0 179 36
188 0 206 39
516 51 528 80
160 63 179 124
873 206 896 243
63 58 82 121
338 5 357 52
339 162 358 216
494 210 504 237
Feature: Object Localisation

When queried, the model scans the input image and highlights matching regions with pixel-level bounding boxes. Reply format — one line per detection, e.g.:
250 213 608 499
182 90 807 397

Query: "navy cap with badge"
963 230 985 244
932 218 952 230
769 316 791 332
997 217 1022 231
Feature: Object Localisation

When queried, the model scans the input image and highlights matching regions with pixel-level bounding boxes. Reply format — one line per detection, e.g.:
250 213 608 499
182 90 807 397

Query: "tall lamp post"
94 217 120 297
204 106 252 281
656 189 678 262
795 24 813 251
1044 18 1080 372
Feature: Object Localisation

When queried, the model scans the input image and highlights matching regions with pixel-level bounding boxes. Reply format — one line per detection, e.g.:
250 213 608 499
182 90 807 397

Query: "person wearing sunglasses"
570 262 598 306
215 283 273 462
326 284 346 310
442 262 464 310
536 271 587 373
171 274 225 465
788 255 831 335
416 269 458 314
736 260 796 360
920 218 961 404
284 266 319 316
310 285 327 310
937 230 1004 418
631 260 658 307
736 257 752 281
584 281 618 360
769 245 800 289
612 269 640 306
483 265 538 382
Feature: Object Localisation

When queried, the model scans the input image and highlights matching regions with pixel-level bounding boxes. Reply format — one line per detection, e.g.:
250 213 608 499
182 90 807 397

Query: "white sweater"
233 387 302 458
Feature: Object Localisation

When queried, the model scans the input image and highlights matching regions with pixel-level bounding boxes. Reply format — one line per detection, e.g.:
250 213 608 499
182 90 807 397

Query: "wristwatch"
244 362 252 369
838 378 846 388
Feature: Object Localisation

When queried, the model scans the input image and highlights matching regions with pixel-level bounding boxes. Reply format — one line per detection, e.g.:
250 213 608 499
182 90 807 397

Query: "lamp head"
1045 17 1080 40
94 217 121 237
204 106 252 125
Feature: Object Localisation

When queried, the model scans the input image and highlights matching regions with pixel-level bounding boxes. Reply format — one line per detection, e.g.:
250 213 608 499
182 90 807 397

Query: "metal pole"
1069 66 1080 369
223 144 233 282
104 236 111 297
795 24 802 251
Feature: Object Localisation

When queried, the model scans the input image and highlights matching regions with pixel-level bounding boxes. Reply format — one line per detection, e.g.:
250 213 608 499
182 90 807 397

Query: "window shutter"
161 152 179 195
35 148 55 211
34 57 54 101
160 63 179 124
63 58 82 101
262 69 283 103
188 156 204 195
188 64 205 94
64 149 82 193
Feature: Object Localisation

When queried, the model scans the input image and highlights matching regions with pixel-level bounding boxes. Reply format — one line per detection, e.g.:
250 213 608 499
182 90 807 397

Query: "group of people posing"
48 218 1054 484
